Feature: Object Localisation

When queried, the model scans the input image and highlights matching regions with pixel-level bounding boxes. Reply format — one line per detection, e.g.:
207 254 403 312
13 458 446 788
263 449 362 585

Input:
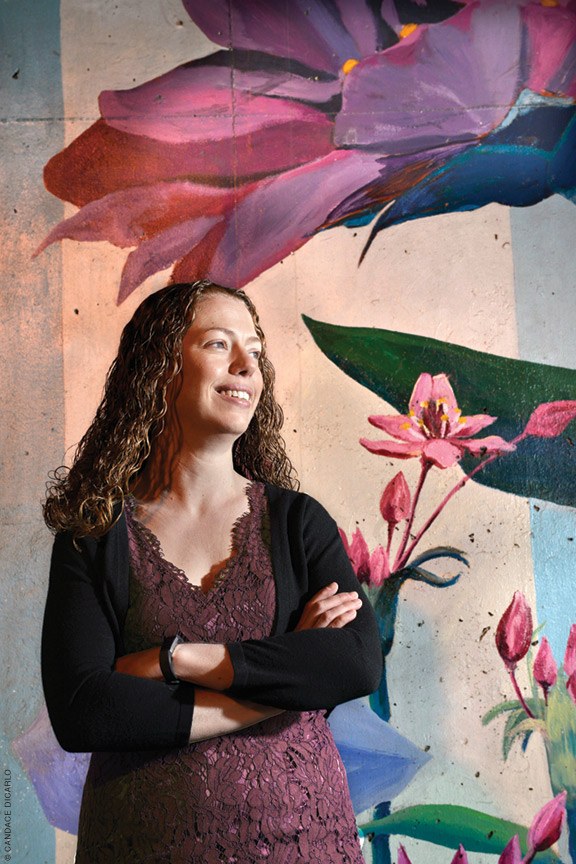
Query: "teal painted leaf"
482 699 524 726
502 710 544 761
358 804 561 861
303 316 576 506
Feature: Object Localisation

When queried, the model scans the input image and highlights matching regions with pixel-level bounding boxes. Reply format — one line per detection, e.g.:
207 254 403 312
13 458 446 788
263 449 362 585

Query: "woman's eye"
249 350 261 360
208 340 226 349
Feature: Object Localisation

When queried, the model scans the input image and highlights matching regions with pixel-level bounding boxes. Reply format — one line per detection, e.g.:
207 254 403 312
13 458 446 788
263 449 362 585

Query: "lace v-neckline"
125 483 258 594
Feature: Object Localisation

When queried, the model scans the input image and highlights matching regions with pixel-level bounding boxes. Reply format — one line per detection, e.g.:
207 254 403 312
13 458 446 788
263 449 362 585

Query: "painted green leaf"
482 699 525 726
503 711 544 760
358 804 561 861
302 317 576 506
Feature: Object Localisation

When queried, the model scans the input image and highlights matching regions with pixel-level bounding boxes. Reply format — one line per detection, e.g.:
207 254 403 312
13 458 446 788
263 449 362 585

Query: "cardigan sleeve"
226 493 383 710
41 529 195 753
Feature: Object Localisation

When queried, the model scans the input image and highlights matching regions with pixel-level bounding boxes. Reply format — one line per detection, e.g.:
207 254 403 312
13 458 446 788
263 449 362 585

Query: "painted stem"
508 665 536 720
567 804 576 864
399 441 521 567
394 461 431 569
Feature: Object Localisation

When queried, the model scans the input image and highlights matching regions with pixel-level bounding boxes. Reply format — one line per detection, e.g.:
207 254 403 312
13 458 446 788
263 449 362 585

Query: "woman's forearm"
173 642 234 690
190 688 283 742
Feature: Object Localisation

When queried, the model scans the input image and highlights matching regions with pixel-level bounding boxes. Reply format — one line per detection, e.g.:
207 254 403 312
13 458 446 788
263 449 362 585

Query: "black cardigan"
42 484 382 753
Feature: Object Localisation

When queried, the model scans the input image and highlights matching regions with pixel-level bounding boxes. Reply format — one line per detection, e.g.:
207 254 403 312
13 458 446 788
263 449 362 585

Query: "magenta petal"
206 150 384 287
422 439 462 468
397 845 414 864
360 438 422 459
496 591 533 667
451 413 497 437
335 3 523 150
460 435 516 457
100 66 333 147
564 624 576 678
498 835 522 864
533 636 558 695
368 414 425 443
523 3 576 99
568 672 576 708
523 401 576 438
118 217 222 303
380 472 411 525
450 845 469 864
527 791 567 853
182 0 376 75
409 373 434 418
34 181 239 252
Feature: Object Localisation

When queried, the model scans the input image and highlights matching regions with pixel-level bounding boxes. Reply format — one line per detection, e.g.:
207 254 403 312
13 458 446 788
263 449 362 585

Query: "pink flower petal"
523 401 576 438
34 181 242 253
450 413 497 438
496 591 533 667
422 438 462 468
459 435 516 457
522 3 576 99
527 791 567 853
567 672 576 708
450 845 469 864
564 624 576 677
368 414 426 443
206 150 384 287
533 636 558 697
369 545 389 586
380 472 411 525
360 438 423 459
100 65 334 147
498 835 522 864
339 527 351 557
409 373 434 419
118 217 222 303
397 844 413 864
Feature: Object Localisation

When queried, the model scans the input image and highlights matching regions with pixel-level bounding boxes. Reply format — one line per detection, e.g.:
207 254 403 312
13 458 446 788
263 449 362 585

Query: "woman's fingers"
294 583 363 630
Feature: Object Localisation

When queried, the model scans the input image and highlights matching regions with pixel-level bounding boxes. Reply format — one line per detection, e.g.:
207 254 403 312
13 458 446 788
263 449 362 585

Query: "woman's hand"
115 647 162 680
294 582 362 631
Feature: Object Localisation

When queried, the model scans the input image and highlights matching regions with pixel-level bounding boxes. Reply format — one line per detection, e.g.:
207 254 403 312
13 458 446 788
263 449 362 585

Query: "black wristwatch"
159 634 183 684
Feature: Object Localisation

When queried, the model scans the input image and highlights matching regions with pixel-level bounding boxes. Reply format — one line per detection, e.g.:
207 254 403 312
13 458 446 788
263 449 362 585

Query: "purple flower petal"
118 216 223 303
334 3 523 151
100 64 334 146
206 150 384 286
182 0 380 75
523 3 576 99
12 704 89 834
34 181 240 252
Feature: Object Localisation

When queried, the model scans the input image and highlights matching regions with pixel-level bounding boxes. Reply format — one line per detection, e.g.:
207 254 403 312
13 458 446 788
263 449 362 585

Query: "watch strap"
159 634 183 684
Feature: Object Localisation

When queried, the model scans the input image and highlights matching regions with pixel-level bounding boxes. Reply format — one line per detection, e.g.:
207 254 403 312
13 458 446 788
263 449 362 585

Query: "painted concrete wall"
2 2 575 863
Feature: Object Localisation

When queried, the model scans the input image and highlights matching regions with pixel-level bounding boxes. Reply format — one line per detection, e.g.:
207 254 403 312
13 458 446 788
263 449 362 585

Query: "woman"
42 281 382 863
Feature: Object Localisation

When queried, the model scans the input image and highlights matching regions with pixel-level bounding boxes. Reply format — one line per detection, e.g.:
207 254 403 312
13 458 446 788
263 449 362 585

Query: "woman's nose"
230 348 258 376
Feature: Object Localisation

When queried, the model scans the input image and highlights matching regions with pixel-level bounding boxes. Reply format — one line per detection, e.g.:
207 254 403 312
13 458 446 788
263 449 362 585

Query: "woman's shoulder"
264 483 335 526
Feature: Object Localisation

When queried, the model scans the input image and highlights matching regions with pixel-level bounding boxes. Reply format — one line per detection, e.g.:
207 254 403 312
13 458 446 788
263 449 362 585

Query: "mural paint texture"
3 0 575 862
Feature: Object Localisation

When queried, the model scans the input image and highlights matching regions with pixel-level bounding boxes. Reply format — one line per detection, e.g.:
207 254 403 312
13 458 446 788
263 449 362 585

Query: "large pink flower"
35 0 576 301
361 373 516 469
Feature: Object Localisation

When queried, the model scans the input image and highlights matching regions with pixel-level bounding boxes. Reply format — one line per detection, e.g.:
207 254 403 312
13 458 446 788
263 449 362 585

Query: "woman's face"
173 293 264 443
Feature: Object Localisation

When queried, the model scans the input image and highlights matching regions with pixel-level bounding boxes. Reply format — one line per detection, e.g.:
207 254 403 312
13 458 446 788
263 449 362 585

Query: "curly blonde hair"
44 282 298 537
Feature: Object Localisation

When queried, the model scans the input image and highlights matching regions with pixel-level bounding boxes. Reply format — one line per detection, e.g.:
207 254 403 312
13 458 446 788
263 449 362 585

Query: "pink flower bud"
533 637 557 703
567 673 576 708
523 401 576 438
527 791 567 853
564 624 576 678
450 846 469 864
495 592 533 669
369 545 389 586
498 834 521 864
397 845 413 864
380 472 411 526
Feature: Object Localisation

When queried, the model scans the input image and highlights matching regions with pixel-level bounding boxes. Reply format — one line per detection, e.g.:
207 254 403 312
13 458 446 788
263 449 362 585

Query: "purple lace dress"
75 483 364 863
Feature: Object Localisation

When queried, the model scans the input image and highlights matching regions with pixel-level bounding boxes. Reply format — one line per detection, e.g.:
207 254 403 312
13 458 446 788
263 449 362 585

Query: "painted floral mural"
35 0 576 302
9 1 575 863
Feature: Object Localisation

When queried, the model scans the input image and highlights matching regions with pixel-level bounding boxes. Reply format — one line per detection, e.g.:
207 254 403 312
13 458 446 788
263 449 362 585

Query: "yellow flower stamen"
417 419 425 427
541 0 558 7
458 416 467 425
420 400 429 408
342 58 359 75
399 23 418 39
401 422 411 430
409 410 416 417
441 414 449 423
